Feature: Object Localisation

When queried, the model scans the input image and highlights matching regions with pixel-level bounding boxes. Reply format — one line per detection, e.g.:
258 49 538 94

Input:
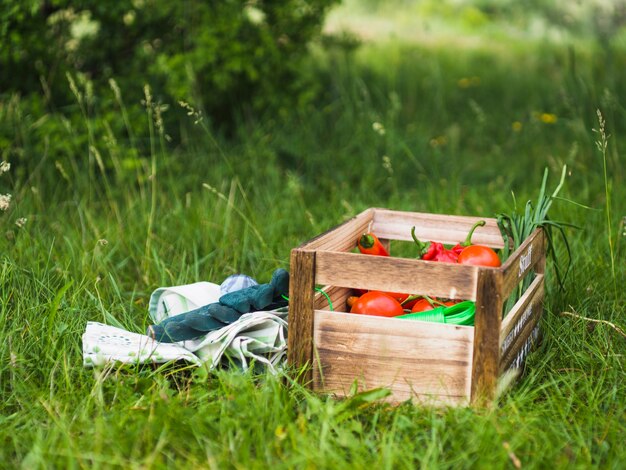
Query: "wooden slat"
371 208 506 248
315 251 479 301
500 274 544 346
499 284 544 372
312 310 473 404
500 228 545 299
299 208 374 252
314 285 353 311
287 249 316 384
500 315 542 372
470 268 503 404
535 235 547 275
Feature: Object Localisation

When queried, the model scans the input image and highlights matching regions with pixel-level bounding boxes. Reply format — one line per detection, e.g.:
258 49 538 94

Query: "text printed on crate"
518 245 533 277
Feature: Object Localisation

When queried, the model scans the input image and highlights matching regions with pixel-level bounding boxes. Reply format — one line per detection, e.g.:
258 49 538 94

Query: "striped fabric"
220 274 258 296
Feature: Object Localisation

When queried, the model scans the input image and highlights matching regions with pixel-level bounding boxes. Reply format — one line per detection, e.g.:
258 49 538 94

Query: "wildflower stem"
143 84 158 282
595 109 617 298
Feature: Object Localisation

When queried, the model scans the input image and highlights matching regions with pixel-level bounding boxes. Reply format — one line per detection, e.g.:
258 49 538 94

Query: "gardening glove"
219 268 289 313
147 268 289 343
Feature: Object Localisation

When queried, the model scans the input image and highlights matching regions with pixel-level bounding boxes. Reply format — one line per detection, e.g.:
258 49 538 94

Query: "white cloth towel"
82 278 288 373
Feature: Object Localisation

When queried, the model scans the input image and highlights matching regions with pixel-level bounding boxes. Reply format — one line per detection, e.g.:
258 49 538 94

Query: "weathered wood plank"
371 208 506 248
500 228 545 299
314 285 353 312
501 326 541 374
287 249 316 384
500 317 542 372
379 237 391 254
535 233 547 276
312 310 473 404
470 268 503 404
500 288 544 372
299 208 374 252
315 251 479 301
500 274 544 345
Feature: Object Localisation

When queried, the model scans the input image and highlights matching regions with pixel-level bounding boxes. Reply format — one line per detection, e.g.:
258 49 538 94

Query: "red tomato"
357 291 415 307
410 298 436 313
350 291 404 317
381 292 410 303
401 296 419 309
410 298 457 313
457 245 501 267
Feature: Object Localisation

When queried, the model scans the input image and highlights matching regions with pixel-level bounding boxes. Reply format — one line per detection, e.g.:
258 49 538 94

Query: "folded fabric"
82 271 290 373
219 274 258 296
147 269 289 343
82 310 287 372
82 321 201 367
149 281 222 323
190 309 287 369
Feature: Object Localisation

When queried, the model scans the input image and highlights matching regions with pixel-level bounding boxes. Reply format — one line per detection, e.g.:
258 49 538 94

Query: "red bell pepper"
411 227 459 263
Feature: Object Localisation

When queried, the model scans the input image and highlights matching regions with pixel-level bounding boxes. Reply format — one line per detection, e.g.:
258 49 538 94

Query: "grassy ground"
1 6 626 469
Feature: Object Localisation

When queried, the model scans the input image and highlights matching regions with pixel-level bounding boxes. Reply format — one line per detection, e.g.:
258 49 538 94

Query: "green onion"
497 165 577 313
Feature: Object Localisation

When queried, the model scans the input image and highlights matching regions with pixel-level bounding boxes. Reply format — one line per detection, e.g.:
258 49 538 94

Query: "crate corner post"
470 267 504 406
287 248 316 385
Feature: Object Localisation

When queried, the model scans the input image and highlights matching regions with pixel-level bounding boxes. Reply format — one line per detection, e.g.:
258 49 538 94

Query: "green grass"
1 18 626 470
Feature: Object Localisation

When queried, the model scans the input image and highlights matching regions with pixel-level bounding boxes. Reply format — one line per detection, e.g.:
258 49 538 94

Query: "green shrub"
0 0 338 125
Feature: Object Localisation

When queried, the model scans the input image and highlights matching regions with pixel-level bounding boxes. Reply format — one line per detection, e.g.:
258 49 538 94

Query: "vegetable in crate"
451 220 502 267
497 164 575 310
497 165 573 279
356 234 416 306
357 232 389 256
458 245 501 267
411 227 459 262
410 297 457 313
350 291 404 317
346 295 359 309
411 220 501 267
450 220 486 255
383 291 411 303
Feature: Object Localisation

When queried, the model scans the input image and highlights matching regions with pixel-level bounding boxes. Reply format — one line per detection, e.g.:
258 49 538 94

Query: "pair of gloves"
147 269 289 343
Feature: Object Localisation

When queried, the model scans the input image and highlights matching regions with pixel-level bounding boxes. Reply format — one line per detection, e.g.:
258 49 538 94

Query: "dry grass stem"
502 441 522 469
561 309 626 339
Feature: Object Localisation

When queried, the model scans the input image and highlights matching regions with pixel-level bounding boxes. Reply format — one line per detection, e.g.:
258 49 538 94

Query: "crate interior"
336 232 536 324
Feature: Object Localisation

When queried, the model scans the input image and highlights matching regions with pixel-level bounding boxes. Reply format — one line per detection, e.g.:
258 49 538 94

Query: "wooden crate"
288 208 546 406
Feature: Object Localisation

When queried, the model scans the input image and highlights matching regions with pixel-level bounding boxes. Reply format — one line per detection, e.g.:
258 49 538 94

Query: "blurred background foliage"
2 0 626 188
1 0 338 118
329 0 626 46
0 0 338 184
